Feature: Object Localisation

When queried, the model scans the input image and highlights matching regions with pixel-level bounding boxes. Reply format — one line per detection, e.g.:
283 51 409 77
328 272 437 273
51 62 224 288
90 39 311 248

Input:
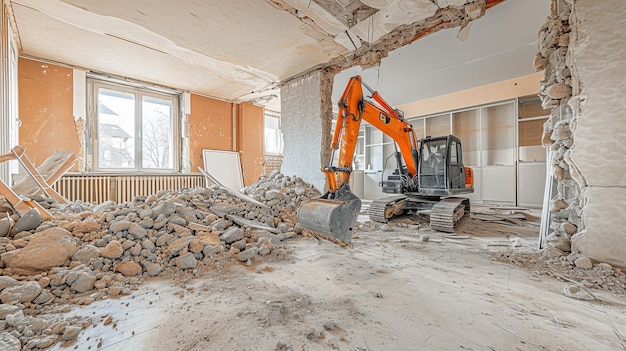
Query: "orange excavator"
297 75 474 245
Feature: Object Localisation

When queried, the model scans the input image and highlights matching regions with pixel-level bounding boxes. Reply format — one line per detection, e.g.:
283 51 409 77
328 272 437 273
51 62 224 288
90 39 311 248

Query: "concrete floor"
51 218 626 351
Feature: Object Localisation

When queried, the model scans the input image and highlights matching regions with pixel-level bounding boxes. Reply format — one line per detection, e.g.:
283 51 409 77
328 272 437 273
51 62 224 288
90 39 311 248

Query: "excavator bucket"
297 186 361 246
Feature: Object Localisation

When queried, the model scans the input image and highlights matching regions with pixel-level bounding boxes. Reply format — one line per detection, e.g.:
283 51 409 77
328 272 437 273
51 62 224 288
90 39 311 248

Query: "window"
89 80 179 171
264 110 283 155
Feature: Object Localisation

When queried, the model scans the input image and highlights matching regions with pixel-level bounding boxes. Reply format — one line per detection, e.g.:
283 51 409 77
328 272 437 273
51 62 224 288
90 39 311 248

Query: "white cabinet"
518 162 547 207
364 170 385 199
482 165 516 205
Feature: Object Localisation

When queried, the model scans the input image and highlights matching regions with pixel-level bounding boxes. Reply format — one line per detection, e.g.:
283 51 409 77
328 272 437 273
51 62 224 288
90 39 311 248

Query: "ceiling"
8 0 497 105
334 0 550 108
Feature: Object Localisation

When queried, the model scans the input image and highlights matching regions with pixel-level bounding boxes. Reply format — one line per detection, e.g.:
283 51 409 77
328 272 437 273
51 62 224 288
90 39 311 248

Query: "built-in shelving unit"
348 96 550 208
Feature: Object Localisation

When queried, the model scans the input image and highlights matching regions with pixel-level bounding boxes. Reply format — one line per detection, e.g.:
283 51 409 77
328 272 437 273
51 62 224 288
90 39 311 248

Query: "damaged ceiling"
7 0 499 104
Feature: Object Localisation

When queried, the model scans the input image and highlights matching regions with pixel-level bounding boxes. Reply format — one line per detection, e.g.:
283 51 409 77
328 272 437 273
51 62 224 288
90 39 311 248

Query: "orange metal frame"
324 76 419 193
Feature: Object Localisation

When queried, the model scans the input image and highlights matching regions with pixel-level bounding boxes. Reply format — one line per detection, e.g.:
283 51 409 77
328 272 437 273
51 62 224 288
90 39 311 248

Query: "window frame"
88 79 181 173
263 109 283 156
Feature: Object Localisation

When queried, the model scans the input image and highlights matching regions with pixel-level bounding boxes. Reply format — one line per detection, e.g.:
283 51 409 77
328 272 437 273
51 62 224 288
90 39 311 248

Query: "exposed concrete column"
280 70 334 192
538 0 626 266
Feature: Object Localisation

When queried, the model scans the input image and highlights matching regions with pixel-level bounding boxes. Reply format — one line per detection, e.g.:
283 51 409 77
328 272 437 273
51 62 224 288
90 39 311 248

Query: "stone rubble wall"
536 0 579 244
537 0 626 266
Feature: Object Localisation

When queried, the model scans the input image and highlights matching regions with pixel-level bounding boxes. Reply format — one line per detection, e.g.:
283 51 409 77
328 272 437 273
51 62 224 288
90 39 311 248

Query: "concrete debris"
0 172 320 349
563 284 594 301
496 251 626 295
11 208 41 235
573 257 593 269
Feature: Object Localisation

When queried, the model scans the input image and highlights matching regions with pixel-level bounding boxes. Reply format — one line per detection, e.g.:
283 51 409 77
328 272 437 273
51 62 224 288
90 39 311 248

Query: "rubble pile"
495 251 626 296
241 171 321 214
0 172 319 350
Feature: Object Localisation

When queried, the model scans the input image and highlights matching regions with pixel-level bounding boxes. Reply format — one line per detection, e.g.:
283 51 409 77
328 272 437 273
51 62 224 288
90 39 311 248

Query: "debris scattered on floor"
0 171 320 349
494 251 626 296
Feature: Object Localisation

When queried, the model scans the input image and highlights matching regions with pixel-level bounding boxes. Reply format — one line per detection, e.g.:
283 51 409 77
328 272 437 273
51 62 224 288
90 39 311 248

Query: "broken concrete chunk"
143 262 161 277
237 247 258 262
109 220 132 233
211 218 232 231
574 257 593 269
1 227 77 275
114 261 142 277
72 220 100 233
221 227 244 244
176 253 197 269
72 245 100 263
11 208 41 235
71 272 97 293
0 281 42 304
563 284 594 300
0 331 21 351
93 201 115 213
169 237 192 256
0 217 14 237
0 276 20 292
128 223 147 240
61 326 81 341
151 202 177 218
100 240 124 259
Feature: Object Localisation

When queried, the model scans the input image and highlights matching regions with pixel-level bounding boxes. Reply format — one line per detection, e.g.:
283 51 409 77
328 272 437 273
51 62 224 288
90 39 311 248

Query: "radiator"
114 175 205 203
53 174 205 204
54 175 112 204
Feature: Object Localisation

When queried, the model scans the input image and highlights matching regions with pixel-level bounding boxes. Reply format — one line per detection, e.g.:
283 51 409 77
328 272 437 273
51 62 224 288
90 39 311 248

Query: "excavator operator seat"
419 137 448 190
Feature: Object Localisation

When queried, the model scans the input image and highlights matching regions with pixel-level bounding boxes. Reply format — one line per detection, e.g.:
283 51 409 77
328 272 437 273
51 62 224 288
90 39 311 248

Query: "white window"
264 110 283 155
89 80 179 171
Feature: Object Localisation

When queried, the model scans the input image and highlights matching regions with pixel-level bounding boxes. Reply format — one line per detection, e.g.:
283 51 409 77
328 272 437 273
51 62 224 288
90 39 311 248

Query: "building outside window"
89 80 179 172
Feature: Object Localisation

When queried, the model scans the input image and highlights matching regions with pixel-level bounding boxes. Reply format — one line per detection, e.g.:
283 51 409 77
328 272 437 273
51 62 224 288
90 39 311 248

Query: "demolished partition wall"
281 70 334 192
538 0 626 266
17 57 264 192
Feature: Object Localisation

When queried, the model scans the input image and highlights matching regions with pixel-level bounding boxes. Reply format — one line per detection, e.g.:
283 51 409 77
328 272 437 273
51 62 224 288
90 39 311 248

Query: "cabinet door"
482 165 516 205
518 162 546 207
481 103 515 166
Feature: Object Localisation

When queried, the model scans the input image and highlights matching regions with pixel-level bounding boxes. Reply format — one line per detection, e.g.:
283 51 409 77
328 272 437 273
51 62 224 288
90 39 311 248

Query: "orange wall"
188 94 233 172
18 57 79 166
237 102 264 185
17 58 262 181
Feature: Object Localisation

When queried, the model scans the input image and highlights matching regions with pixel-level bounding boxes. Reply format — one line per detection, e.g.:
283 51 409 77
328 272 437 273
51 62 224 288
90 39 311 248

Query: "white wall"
333 0 550 109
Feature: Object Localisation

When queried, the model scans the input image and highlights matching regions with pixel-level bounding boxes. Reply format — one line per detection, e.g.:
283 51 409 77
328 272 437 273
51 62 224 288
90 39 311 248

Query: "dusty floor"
50 212 626 351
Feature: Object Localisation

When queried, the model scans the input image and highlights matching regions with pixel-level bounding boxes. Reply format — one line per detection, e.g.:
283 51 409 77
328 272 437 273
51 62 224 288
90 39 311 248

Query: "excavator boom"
297 76 419 245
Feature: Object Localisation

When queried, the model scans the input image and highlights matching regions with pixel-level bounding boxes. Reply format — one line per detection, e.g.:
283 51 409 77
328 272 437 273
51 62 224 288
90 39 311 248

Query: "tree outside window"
92 81 178 172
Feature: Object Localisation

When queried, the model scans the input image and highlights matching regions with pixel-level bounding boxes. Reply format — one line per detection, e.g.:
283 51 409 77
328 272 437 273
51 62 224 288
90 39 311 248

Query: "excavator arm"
298 75 419 245
324 76 419 193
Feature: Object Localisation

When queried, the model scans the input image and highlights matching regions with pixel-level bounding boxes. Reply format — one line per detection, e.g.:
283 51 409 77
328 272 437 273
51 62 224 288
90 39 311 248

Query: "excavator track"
429 197 470 232
368 195 408 223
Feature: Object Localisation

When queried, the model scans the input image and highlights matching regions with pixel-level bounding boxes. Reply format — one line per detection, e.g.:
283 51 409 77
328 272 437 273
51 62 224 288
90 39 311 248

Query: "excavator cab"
417 135 473 196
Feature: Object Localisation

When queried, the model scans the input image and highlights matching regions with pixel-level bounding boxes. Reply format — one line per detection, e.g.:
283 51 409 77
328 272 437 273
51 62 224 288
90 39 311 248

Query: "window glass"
450 141 458 164
142 96 174 168
92 81 178 171
264 112 283 155
97 88 136 169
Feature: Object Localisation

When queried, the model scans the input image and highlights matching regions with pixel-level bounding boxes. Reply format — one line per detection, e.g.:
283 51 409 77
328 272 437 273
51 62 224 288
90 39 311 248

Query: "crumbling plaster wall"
18 58 80 167
188 94 233 173
538 0 626 266
18 58 262 181
281 70 333 191
237 102 265 186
